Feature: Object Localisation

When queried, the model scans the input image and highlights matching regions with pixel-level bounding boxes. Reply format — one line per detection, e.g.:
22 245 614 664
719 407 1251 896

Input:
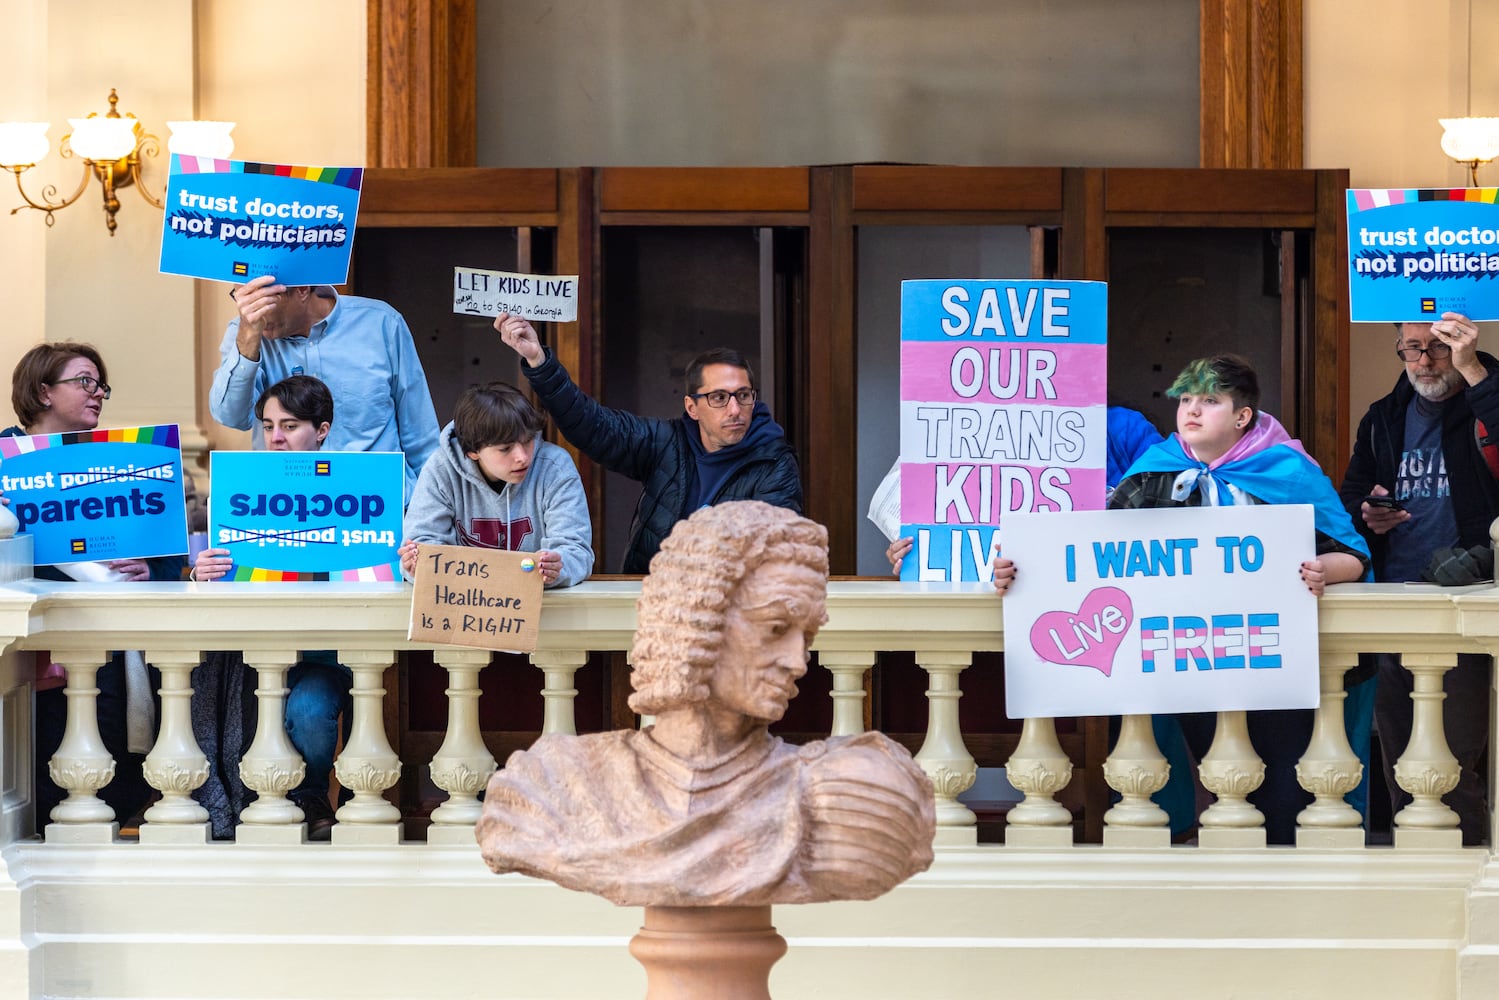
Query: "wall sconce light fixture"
1439 116 1499 187
0 88 235 236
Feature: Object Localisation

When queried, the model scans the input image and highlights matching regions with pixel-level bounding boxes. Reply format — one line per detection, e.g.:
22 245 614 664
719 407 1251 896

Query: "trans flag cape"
1124 412 1372 579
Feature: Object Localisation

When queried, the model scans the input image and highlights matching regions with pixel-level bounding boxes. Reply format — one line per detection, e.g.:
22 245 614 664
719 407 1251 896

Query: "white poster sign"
1001 504 1320 719
453 267 579 322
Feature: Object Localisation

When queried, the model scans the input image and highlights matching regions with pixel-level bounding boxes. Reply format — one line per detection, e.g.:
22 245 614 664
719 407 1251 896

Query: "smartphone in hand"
1363 494 1405 511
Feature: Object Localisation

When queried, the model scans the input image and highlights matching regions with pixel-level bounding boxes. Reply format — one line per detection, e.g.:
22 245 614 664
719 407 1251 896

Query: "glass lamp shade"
1439 117 1499 166
167 121 236 159
67 115 138 161
0 122 50 167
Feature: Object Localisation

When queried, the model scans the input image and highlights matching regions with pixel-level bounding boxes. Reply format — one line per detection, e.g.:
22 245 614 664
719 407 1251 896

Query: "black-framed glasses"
1395 343 1452 362
48 376 111 399
691 388 757 408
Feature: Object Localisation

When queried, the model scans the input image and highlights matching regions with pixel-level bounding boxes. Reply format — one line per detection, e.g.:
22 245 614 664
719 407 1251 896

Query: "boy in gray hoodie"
400 382 594 587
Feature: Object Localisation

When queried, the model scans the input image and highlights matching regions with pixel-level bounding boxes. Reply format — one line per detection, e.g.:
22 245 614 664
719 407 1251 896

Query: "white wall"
42 0 196 439
0 0 49 385
475 0 1201 168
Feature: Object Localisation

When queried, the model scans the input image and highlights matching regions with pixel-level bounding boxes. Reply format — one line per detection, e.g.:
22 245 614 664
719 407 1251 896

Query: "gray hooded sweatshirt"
403 422 594 587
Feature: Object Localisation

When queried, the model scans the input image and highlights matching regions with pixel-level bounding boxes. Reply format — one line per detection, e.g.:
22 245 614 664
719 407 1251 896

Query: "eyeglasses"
690 388 757 408
1396 343 1453 362
49 376 111 399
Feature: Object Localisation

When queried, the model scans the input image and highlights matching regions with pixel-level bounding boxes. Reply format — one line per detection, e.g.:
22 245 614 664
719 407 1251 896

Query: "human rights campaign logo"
70 539 86 554
232 261 249 278
1421 298 1437 314
315 460 331 476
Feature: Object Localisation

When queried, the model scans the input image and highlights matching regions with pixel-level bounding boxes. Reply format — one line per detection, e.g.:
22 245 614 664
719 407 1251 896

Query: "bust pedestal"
629 905 786 1000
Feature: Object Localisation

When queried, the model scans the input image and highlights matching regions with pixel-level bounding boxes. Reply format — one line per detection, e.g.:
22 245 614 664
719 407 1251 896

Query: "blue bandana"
1128 434 1371 578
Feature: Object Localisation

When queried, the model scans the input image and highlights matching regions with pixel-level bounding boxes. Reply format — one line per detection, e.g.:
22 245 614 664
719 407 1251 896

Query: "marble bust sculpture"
476 501 935 907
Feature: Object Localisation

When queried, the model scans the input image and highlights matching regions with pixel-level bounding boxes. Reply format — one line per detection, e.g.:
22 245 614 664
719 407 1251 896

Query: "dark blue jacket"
1337 352 1499 577
521 349 803 573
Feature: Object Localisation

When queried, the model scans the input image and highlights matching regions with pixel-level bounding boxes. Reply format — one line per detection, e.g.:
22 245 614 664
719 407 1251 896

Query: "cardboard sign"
1000 504 1320 719
898 279 1108 582
452 266 579 323
208 451 403 580
159 155 364 286
1347 188 1499 321
0 424 188 564
408 543 544 653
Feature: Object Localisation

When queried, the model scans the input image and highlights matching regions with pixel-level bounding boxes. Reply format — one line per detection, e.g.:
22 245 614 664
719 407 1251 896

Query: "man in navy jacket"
1339 311 1499 845
496 314 803 573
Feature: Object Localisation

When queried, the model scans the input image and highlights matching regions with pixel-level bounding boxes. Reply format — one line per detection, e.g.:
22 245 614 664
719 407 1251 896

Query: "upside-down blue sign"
208 451 402 581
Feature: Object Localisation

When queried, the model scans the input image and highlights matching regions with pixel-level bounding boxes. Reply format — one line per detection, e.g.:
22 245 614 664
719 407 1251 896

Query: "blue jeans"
285 660 352 799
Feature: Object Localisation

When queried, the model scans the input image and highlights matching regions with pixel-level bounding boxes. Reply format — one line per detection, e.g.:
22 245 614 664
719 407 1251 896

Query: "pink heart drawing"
1028 587 1134 677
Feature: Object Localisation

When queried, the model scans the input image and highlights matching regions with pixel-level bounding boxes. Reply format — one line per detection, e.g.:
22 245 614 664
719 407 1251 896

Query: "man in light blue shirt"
209 275 440 501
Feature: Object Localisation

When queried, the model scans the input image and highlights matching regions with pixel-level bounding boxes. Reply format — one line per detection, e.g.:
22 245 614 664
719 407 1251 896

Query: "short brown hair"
684 348 755 396
11 342 108 430
452 381 546 452
255 375 334 427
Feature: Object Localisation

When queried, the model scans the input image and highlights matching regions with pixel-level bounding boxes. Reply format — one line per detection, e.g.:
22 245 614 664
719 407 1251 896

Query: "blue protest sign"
158 155 364 286
0 425 188 564
1347 188 1499 321
208 451 402 581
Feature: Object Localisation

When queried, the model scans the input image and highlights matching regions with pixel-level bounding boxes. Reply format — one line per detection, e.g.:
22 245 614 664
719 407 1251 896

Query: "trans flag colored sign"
898 279 1108 582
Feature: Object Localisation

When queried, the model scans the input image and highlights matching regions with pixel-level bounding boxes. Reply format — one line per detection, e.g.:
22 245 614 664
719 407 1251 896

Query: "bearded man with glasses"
1339 311 1499 845
495 312 802 573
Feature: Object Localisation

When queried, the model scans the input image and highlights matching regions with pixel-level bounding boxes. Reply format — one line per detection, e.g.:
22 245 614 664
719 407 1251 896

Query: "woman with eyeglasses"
6 342 178 831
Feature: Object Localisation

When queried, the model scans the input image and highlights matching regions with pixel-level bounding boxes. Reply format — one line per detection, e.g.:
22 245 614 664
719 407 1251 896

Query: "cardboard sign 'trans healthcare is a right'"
407 543 543 653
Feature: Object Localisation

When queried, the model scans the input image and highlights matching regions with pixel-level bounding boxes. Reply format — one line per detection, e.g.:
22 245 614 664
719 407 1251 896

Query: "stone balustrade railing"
0 577 1494 852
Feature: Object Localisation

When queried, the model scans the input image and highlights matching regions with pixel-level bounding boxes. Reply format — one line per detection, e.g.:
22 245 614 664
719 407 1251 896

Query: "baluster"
1003 717 1074 847
818 651 874 737
44 651 117 842
1295 646 1364 848
139 652 210 844
332 650 402 845
427 648 497 846
531 650 586 736
1102 714 1170 847
1197 710 1266 848
913 651 977 845
1391 652 1463 848
236 651 307 844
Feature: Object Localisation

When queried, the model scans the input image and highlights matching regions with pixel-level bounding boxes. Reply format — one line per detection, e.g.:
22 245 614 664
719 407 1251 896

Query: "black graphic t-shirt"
1384 394 1459 582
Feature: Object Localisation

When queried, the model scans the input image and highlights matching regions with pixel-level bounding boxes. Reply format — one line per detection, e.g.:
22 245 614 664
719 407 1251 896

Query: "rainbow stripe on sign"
1349 187 1499 212
225 562 398 583
171 156 364 190
0 423 179 457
